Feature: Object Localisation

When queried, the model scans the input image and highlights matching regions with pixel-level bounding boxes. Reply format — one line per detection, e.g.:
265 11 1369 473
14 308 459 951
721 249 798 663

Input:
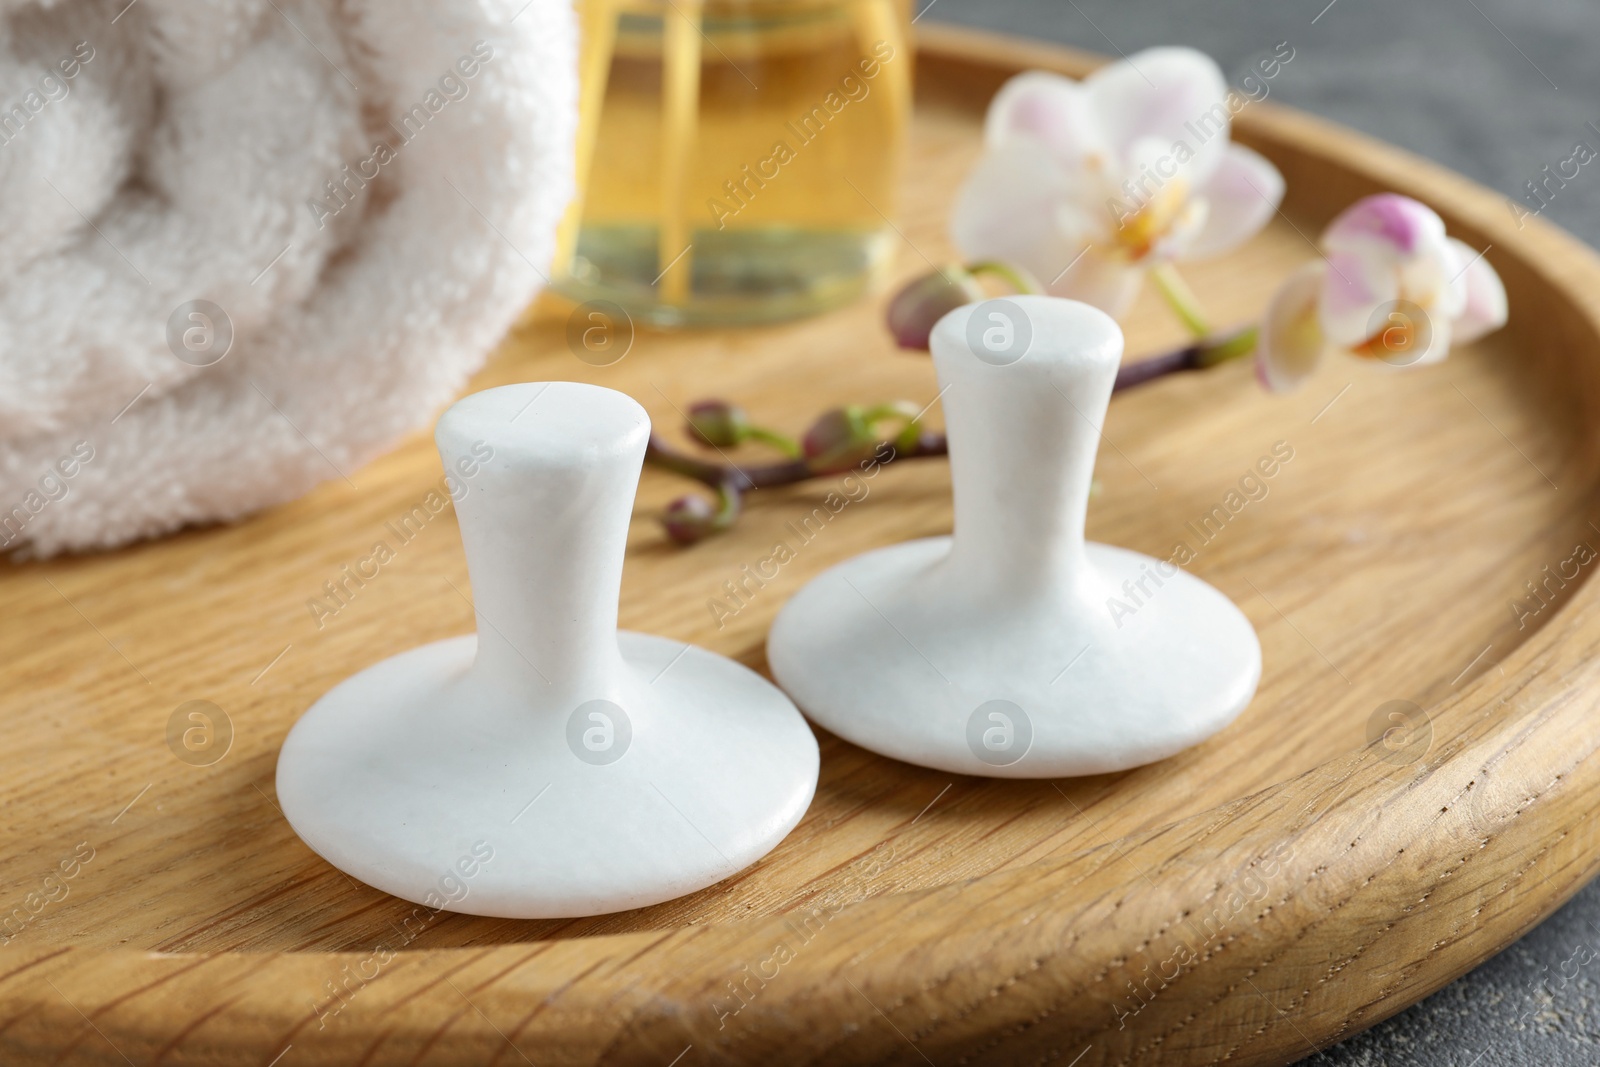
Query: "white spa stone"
767 296 1261 778
276 382 819 918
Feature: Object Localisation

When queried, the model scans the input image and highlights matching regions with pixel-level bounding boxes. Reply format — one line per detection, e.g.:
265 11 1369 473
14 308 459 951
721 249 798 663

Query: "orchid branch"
649 284 1259 544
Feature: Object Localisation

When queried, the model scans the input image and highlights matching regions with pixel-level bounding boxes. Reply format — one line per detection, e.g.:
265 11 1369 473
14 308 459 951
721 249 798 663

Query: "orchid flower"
1256 193 1508 392
649 191 1510 545
949 48 1285 323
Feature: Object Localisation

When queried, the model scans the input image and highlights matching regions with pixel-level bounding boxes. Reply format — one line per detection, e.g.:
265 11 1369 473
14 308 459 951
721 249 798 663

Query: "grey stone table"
926 0 1600 1063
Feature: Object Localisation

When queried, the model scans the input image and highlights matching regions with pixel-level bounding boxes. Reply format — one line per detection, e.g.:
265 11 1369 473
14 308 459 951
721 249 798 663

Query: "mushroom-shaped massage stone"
277 383 820 917
768 296 1261 777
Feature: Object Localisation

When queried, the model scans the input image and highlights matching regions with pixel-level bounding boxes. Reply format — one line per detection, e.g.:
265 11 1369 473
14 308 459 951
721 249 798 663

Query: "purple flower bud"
885 267 984 350
660 494 717 545
802 407 872 472
686 400 748 449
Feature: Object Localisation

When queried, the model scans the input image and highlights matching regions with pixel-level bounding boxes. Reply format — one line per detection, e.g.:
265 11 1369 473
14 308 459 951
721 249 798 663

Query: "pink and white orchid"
949 47 1286 319
1256 193 1508 392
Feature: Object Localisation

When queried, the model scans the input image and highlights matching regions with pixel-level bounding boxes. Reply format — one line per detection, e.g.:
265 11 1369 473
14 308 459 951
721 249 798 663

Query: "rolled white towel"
0 0 576 555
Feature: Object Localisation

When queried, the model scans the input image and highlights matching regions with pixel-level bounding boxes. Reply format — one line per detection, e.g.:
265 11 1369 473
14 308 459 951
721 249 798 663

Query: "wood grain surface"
2 23 1598 1067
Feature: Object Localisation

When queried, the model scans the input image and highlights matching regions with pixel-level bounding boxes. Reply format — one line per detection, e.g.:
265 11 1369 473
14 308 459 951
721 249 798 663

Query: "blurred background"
923 2 1600 1065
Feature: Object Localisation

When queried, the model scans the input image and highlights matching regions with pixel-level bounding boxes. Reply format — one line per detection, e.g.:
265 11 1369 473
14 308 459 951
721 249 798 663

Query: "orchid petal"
1087 47 1230 189
1412 312 1454 365
1047 244 1145 318
1319 248 1398 347
1257 262 1326 393
1323 193 1446 262
950 136 1090 286
984 70 1107 169
1398 225 1467 322
1182 144 1283 259
1447 237 1509 344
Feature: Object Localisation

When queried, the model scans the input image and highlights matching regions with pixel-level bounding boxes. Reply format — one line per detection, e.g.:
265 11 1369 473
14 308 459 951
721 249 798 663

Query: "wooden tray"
4 24 1598 1067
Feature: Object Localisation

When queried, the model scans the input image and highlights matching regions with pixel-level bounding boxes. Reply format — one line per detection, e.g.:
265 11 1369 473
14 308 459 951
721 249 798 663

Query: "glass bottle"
553 0 913 326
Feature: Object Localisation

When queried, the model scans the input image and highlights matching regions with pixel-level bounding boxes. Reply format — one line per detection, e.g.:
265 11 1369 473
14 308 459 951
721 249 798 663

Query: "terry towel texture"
0 0 576 555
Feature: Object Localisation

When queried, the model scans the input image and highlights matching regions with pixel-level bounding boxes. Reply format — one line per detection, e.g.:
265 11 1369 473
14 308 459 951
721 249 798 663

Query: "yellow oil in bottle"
555 0 912 326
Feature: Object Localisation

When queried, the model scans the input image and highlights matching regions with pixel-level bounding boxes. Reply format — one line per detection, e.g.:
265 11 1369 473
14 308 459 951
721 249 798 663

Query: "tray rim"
7 22 1600 1067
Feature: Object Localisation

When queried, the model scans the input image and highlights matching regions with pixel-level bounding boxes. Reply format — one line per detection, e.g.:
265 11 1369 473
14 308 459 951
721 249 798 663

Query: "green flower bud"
686 400 749 449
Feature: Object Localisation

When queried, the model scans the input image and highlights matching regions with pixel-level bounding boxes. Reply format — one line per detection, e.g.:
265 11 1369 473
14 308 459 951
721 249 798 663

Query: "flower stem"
711 482 742 531
746 426 801 457
1110 325 1258 390
968 260 1043 295
1196 324 1258 366
1150 263 1211 338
